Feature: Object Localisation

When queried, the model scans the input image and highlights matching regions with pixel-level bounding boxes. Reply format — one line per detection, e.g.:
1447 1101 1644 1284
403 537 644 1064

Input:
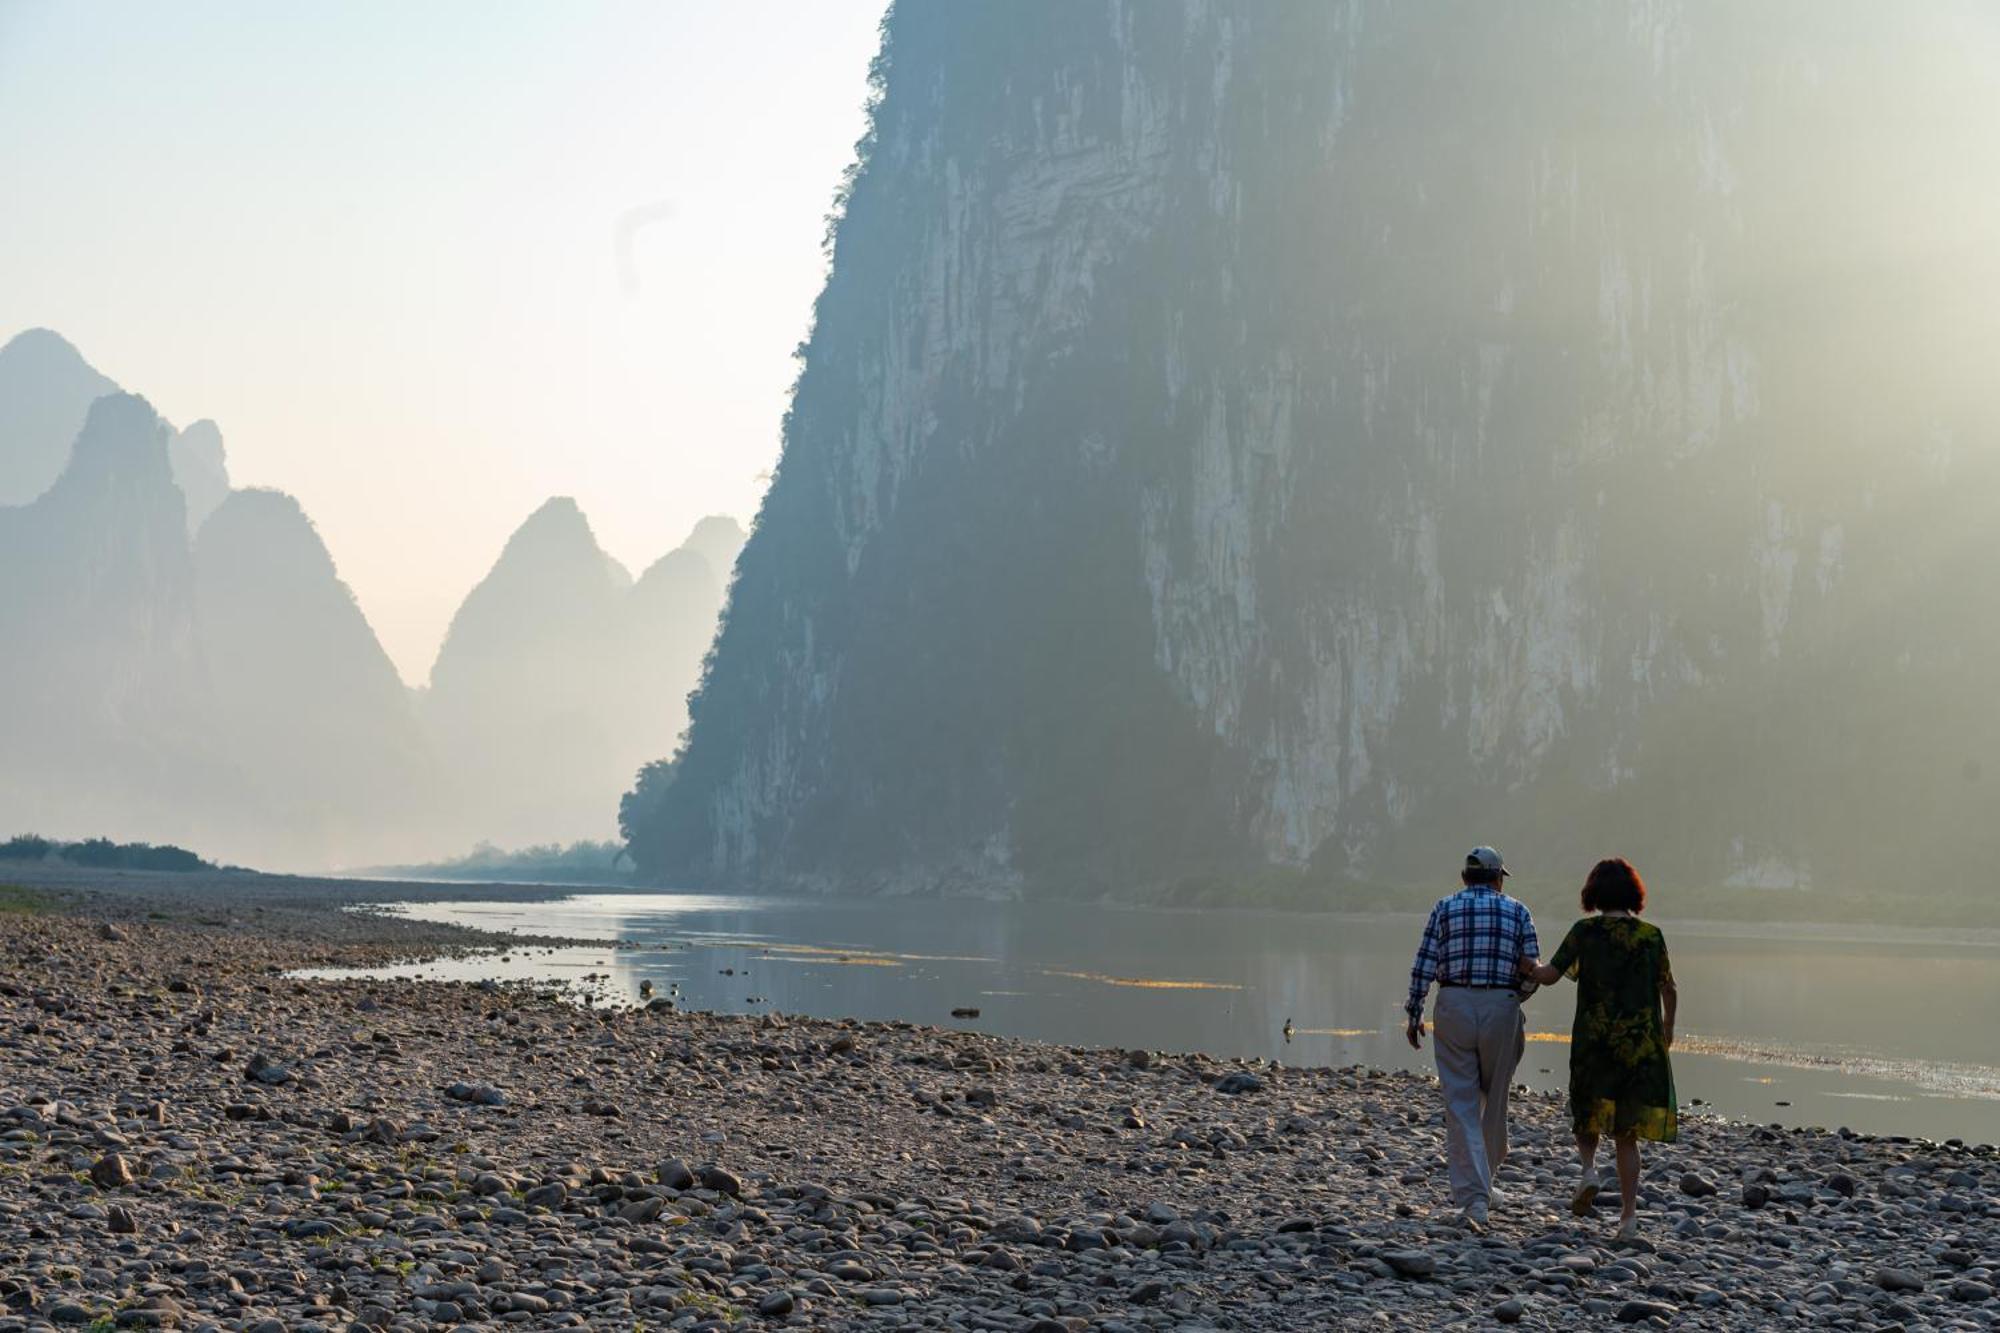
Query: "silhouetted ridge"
170 419 229 532
424 500 731 846
0 328 233 528
679 515 748 583
0 328 118 504
192 488 430 862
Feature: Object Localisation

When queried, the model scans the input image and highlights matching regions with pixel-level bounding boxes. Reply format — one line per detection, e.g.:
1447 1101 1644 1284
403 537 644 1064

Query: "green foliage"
0 833 52 861
0 834 212 872
374 839 630 885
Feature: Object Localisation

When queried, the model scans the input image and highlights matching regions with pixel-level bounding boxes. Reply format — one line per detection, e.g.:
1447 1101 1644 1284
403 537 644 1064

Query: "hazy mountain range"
625 0 2000 900
0 328 742 869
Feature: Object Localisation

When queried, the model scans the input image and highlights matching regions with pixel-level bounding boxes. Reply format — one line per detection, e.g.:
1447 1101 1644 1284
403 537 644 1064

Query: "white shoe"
1486 1184 1507 1209
1462 1199 1489 1229
1571 1167 1602 1218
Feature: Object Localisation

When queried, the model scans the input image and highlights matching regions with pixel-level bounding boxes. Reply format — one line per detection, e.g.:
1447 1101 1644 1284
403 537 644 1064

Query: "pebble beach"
0 874 1995 1331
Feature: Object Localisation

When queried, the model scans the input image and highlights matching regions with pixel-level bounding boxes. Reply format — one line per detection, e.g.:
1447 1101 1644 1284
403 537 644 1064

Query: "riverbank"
1 883 1996 1331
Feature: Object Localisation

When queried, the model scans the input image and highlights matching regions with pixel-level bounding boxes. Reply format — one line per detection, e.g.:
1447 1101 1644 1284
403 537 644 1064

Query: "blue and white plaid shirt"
1405 884 1540 1021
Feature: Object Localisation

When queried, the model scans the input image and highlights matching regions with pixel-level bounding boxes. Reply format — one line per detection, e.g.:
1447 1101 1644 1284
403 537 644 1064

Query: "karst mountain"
625 0 2000 898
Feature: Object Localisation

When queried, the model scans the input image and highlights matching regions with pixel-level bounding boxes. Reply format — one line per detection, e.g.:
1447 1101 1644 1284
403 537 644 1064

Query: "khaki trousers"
1431 986 1527 1208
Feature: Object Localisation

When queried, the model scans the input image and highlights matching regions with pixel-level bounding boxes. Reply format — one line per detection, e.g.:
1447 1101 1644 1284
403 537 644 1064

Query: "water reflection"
299 893 2000 1144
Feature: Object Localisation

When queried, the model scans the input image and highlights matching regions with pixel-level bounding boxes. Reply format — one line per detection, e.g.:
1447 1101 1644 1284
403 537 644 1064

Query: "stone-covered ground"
0 882 1995 1332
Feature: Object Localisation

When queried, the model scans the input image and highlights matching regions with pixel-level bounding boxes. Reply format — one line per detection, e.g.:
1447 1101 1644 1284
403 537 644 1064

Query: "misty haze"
5 3 2000 1326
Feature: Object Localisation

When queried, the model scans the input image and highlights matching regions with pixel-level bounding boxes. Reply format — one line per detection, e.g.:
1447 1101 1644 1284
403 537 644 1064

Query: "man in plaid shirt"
1404 845 1540 1227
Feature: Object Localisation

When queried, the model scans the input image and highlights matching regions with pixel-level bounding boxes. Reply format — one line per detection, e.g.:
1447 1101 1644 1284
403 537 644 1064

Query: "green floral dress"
1549 915 1677 1142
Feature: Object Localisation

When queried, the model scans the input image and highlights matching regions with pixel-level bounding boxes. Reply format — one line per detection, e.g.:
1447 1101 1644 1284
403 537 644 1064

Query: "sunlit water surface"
296 893 2000 1144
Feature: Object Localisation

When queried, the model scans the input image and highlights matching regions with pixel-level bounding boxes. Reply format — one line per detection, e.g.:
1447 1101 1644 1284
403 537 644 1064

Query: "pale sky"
0 0 887 683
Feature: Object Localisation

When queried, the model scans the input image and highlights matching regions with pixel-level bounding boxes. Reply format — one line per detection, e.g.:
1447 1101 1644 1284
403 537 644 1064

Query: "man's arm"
1516 907 1543 997
1405 904 1442 1049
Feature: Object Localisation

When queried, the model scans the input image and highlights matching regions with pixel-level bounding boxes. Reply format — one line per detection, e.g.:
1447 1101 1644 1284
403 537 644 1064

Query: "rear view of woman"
1522 857 1678 1239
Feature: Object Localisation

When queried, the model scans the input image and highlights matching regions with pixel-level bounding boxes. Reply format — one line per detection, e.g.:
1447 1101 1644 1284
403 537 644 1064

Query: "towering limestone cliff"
628 1 2000 897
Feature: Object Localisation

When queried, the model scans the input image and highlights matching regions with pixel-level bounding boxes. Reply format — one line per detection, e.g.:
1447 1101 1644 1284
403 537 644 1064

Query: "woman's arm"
1661 972 1678 1048
1519 956 1561 986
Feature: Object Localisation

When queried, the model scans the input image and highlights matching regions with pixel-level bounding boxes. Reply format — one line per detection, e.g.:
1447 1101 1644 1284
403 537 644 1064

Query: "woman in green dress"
1521 857 1677 1239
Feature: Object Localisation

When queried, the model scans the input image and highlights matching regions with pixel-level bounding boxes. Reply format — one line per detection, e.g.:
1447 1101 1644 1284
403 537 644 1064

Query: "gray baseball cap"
1466 846 1510 877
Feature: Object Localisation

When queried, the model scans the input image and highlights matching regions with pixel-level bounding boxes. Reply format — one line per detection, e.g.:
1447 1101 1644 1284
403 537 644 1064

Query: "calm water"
302 892 2000 1144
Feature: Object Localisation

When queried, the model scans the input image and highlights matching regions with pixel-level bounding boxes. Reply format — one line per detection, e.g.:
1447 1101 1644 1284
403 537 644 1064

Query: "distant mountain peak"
2 326 93 363
0 328 232 525
169 418 229 533
492 495 631 585
0 326 121 505
679 514 747 579
57 392 178 496
197 487 334 580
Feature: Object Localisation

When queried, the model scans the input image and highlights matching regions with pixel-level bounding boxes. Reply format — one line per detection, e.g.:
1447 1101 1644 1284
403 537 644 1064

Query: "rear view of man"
1405 846 1539 1227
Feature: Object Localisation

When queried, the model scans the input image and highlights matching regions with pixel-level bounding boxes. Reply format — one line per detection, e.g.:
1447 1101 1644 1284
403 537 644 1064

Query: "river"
300 891 2000 1145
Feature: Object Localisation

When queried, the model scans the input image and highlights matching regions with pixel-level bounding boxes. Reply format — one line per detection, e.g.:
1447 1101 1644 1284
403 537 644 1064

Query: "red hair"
1581 857 1646 913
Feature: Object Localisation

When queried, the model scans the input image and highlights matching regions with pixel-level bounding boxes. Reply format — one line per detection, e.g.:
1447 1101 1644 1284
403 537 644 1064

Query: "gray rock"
1494 1297 1524 1324
1214 1071 1263 1095
757 1290 794 1317
1679 1172 1717 1197
1875 1267 1925 1293
620 1195 665 1223
700 1164 743 1196
523 1181 567 1209
657 1158 696 1190
1615 1300 1677 1323
243 1052 291 1085
89 1153 133 1189
1383 1249 1435 1279
1742 1183 1770 1210
105 1203 137 1234
1951 1279 1994 1303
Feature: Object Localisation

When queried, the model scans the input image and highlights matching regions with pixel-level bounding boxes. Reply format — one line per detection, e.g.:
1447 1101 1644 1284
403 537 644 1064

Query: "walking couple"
1405 847 1678 1238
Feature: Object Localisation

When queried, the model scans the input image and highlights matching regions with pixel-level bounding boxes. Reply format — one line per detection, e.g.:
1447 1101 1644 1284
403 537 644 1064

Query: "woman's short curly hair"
1581 857 1646 913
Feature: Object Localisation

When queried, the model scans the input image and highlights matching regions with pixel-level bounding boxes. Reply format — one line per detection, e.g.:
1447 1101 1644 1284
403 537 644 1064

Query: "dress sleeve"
1548 920 1582 981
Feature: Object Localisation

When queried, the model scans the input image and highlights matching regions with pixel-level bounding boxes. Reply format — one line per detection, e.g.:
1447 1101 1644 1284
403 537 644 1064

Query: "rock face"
427 502 739 843
628 1 2000 896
